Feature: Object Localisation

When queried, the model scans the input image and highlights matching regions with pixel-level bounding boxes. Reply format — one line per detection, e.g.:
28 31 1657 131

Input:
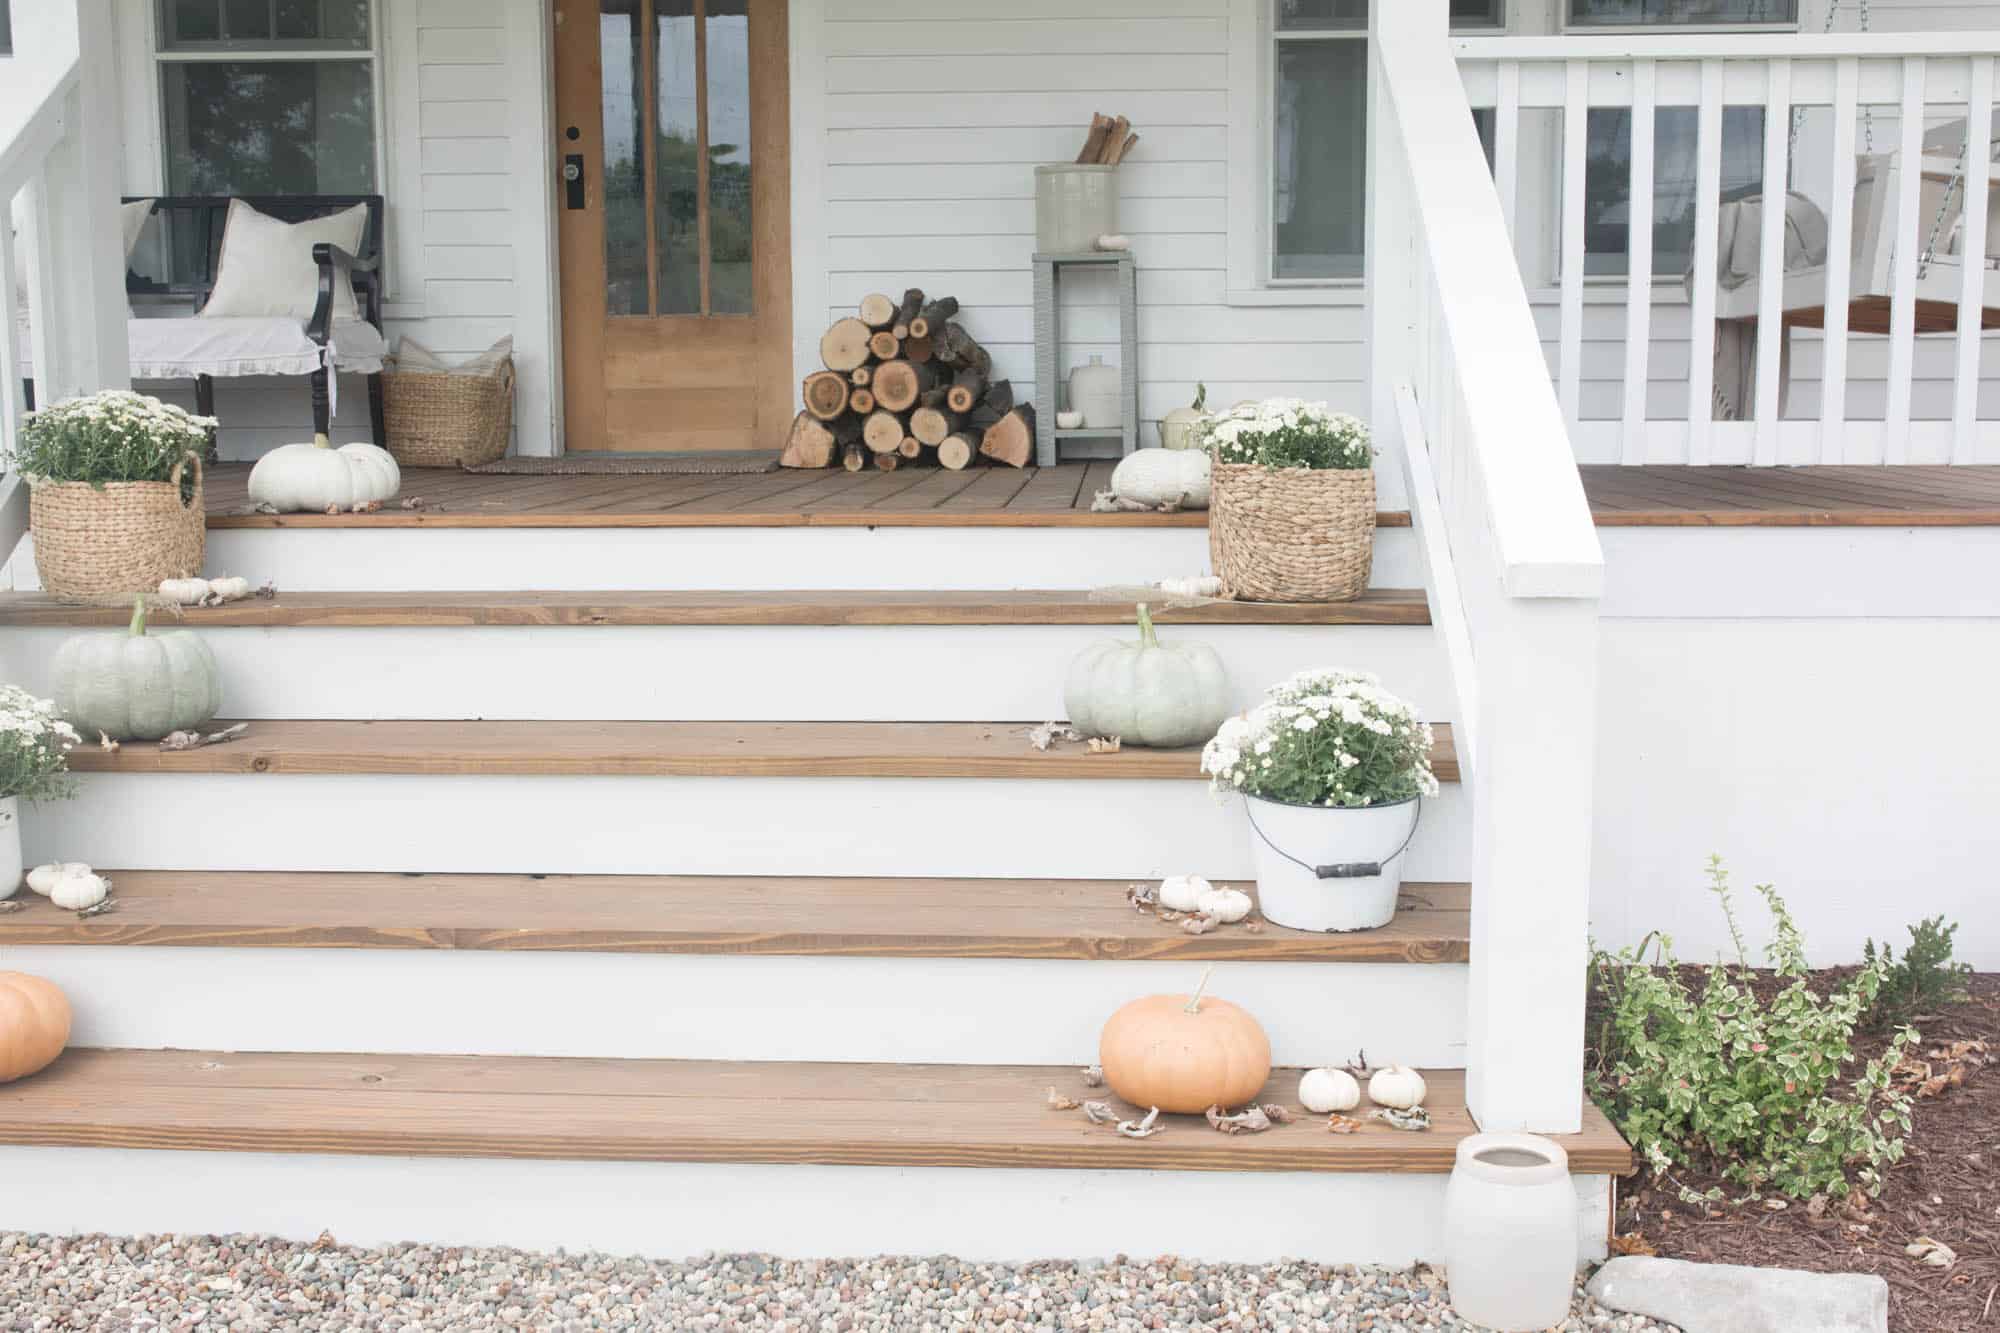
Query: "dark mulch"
1590 971 1998 1332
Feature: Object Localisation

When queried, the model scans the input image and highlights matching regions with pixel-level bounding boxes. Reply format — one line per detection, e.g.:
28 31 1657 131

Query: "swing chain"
1916 129 1970 278
1792 0 1876 180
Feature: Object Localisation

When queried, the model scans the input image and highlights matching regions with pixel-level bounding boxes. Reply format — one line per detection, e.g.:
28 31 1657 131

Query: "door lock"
563 154 586 210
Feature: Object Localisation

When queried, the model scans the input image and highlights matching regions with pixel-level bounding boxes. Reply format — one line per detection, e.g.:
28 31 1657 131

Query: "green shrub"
1863 916 1972 1031
10 390 215 487
1589 857 1916 1202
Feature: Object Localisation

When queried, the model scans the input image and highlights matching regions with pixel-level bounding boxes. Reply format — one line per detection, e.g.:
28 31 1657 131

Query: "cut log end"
910 405 956 448
937 433 979 471
849 389 877 415
858 292 897 329
842 442 868 472
780 412 839 469
863 409 908 455
850 365 873 387
820 318 873 373
904 334 934 365
802 371 850 421
979 404 1038 469
873 450 902 472
868 331 902 361
898 436 922 459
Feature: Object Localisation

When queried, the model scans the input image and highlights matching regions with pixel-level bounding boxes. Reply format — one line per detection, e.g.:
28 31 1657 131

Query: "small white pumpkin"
1298 1067 1362 1114
207 576 253 602
1368 1065 1429 1110
247 434 400 513
1196 886 1253 924
26 863 90 898
1159 383 1211 451
1107 448 1211 510
1064 604 1231 749
1158 874 1213 913
158 578 211 605
47 870 108 912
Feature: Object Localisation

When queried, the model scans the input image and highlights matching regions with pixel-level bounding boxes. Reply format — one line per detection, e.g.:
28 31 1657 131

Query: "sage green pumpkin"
54 598 222 741
1064 603 1231 748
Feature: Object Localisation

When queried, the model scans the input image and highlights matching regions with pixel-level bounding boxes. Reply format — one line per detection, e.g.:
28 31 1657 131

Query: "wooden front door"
553 0 791 452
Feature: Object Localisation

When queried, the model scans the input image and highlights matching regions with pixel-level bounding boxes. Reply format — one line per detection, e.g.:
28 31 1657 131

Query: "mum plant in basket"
1201 669 1435 933
1203 400 1376 602
10 391 215 601
0 685 81 900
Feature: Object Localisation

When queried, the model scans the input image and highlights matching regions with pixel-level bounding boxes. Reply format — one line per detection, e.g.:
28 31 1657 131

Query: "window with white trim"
1565 1 1797 28
0 2 13 56
155 0 379 196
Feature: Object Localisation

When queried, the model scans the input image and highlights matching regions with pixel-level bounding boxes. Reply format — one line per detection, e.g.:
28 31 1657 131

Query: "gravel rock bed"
0 1233 1680 1331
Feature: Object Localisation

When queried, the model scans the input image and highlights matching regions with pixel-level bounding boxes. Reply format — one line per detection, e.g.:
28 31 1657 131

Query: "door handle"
563 154 586 210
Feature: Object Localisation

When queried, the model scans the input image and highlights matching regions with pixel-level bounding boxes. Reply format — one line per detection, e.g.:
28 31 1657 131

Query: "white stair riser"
6 947 1467 1067
0 624 1449 723
31 775 1470 882
112 525 1423 592
0 1147 1614 1266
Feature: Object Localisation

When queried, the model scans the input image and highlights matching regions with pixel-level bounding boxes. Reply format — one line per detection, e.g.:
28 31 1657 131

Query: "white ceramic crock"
1443 1133 1578 1332
0 797 21 900
1242 793 1417 932
1068 354 1121 429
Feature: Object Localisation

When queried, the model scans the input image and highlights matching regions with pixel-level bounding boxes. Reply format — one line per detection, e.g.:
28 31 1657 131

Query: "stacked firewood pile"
782 289 1036 472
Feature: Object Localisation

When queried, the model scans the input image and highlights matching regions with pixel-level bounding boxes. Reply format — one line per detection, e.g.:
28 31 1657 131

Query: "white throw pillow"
395 334 513 376
10 198 152 312
202 199 367 323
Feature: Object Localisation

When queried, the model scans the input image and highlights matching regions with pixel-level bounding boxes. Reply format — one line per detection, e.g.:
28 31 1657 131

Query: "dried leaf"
1086 736 1121 754
1022 722 1084 752
1259 1103 1295 1124
1762 1198 1789 1211
1806 1194 1829 1219
1907 1237 1957 1269
1609 1233 1656 1257
1080 1066 1104 1088
1181 914 1217 936
1325 1114 1362 1134
1117 1107 1162 1139
97 732 121 753
255 581 278 599
350 500 382 514
1125 883 1158 913
1345 1050 1374 1079
159 722 250 752
1371 1106 1431 1132
324 503 342 516
1204 1105 1272 1135
0 900 22 915
1046 1086 1081 1111
401 497 428 510
1082 1100 1120 1125
77 894 117 918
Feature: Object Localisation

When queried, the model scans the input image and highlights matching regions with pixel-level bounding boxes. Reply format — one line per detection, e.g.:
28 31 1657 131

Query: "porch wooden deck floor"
0 1048 1633 1173
199 461 2000 528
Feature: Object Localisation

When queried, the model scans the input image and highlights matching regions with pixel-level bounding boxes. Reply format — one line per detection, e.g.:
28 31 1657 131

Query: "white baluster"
1753 58 1792 465
1559 60 1587 429
1951 56 1994 464
1885 56 1927 461
1496 61 1521 242
1622 59 1656 465
1820 57 1860 464
1687 60 1723 465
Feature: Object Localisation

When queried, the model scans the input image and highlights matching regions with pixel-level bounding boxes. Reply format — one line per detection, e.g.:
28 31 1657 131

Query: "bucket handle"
1243 797 1422 880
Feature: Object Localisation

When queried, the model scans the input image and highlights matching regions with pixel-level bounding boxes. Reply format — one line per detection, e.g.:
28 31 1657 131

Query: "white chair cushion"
127 315 387 379
202 199 367 323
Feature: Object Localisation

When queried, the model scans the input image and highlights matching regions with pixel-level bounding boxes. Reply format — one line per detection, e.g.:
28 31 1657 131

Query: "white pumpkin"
247 434 399 513
1298 1067 1361 1114
48 869 108 912
1064 604 1231 749
25 863 90 898
1368 1065 1429 1110
1107 448 1211 510
1197 886 1254 924
1159 384 1211 450
1158 874 1213 913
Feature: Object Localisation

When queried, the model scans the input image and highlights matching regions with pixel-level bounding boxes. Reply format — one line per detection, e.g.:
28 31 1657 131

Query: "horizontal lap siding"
810 0 1369 463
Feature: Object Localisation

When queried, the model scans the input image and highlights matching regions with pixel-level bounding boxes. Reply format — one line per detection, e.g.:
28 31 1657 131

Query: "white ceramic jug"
1068 355 1120 429
1444 1134 1578 1331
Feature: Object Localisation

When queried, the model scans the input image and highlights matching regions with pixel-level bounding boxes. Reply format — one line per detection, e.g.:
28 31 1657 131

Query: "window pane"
705 0 753 315
1583 106 1765 277
223 0 271 40
168 0 222 43
1451 0 1505 25
1277 0 1366 32
165 0 369 48
654 0 701 315
0 1 12 54
1568 0 1795 24
162 60 376 194
1274 38 1367 279
599 0 648 315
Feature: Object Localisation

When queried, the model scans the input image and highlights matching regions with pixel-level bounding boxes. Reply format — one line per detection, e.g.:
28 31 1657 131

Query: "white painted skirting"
4 947 1469 1068
0 1148 1613 1267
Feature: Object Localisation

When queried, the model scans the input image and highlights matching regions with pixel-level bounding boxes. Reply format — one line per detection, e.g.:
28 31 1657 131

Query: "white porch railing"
1458 32 2000 467
1370 6 1605 1133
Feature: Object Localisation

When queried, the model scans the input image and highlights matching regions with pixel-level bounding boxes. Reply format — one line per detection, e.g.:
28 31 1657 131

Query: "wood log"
863 409 908 455
858 292 897 329
780 412 838 469
946 367 988 415
873 450 902 472
1076 113 1113 165
937 432 980 471
979 404 1038 468
903 334 934 365
982 379 1015 417
820 318 873 372
870 359 939 413
910 404 957 447
1099 116 1131 165
1105 131 1139 166
850 364 873 387
893 288 926 332
934 323 992 378
802 371 850 421
898 436 922 460
868 330 902 361
908 296 960 339
849 388 877 415
843 442 868 472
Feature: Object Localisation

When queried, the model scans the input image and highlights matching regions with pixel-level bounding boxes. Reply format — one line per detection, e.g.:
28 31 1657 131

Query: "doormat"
465 452 780 476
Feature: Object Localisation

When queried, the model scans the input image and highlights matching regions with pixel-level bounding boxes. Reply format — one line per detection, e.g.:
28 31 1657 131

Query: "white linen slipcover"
13 313 386 382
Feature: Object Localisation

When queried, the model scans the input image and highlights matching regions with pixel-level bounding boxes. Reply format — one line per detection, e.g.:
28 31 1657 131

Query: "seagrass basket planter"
1208 461 1375 603
29 454 206 603
381 359 515 469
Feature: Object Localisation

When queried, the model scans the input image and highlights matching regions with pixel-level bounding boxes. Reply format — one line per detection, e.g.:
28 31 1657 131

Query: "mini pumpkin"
1107 448 1211 510
1196 887 1254 924
1099 969 1271 1114
1064 604 1230 749
1368 1065 1429 1110
0 972 71 1084
1299 1067 1362 1113
53 597 222 742
48 869 108 911
247 434 399 513
1157 874 1213 914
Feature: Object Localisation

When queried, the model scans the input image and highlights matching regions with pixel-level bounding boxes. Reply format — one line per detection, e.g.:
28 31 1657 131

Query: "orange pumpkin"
1098 971 1271 1114
0 972 71 1084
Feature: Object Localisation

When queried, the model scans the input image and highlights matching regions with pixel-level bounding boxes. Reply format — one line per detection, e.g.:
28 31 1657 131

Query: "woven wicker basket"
29 454 205 603
381 360 515 468
1209 461 1375 603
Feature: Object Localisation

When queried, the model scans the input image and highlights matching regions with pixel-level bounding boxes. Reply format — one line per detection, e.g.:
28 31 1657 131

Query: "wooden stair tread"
0 589 1431 628
67 720 1461 782
0 1048 1631 1174
0 871 1471 963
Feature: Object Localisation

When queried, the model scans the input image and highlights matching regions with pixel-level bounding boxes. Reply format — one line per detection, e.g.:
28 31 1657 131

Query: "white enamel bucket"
1242 793 1420 932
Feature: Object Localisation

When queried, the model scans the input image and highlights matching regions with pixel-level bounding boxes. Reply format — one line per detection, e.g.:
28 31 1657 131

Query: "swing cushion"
1710 191 1829 292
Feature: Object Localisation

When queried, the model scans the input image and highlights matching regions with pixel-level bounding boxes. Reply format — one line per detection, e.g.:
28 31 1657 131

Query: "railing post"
1366 1 1445 461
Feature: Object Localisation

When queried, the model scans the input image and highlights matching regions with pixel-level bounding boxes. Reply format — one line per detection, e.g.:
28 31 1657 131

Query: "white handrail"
1457 31 2000 59
1370 3 1603 1135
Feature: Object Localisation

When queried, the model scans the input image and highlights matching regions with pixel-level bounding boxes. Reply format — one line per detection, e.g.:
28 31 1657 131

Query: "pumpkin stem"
128 595 149 637
1184 964 1214 1014
1193 383 1206 412
313 432 333 449
1135 602 1158 649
